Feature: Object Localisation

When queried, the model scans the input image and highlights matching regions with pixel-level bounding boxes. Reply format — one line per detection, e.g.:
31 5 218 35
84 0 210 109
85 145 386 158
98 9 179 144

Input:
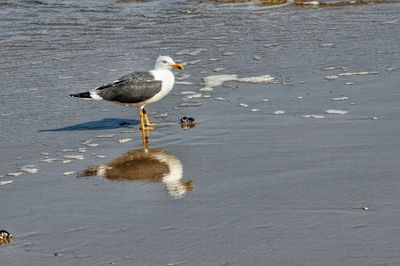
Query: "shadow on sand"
39 118 140 132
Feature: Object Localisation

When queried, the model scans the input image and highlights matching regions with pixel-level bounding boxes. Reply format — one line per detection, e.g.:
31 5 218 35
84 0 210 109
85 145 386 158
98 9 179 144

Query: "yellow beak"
170 63 184 70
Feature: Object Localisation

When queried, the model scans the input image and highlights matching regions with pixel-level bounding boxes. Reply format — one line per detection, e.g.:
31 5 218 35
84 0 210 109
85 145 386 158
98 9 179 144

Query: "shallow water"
1 0 400 265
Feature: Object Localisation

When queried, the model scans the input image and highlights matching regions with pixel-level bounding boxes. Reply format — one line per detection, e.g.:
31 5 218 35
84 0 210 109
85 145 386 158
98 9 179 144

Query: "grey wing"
95 72 162 104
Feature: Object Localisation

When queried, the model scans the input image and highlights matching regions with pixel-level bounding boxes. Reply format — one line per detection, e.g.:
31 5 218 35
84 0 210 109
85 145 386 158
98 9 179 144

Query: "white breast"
145 69 175 104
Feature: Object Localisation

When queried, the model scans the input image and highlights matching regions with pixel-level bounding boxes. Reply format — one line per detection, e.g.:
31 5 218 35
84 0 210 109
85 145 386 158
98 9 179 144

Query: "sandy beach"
1 0 400 265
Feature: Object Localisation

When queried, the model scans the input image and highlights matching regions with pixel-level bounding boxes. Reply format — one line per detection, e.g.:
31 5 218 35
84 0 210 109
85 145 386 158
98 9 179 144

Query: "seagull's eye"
162 60 167 64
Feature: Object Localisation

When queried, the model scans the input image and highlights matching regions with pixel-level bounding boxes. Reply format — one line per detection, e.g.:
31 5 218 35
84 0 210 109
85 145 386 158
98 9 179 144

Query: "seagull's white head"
154 55 184 71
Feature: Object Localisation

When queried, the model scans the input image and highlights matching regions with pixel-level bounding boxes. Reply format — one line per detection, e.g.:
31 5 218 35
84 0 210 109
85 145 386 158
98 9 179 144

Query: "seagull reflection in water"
79 137 193 199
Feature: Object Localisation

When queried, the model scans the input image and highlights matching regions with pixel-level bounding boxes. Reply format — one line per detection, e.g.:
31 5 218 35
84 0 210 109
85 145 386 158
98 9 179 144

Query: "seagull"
70 55 183 130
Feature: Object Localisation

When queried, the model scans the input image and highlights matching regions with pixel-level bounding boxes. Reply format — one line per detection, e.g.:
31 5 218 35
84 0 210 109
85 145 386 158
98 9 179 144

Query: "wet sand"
1 0 400 265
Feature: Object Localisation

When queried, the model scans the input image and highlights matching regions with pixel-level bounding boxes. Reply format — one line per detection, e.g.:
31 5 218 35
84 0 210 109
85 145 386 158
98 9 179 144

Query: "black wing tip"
70 92 91 98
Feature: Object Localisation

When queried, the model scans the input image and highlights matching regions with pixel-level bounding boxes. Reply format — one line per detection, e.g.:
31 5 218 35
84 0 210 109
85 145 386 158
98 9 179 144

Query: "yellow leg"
142 108 156 130
139 108 145 130
140 126 149 150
